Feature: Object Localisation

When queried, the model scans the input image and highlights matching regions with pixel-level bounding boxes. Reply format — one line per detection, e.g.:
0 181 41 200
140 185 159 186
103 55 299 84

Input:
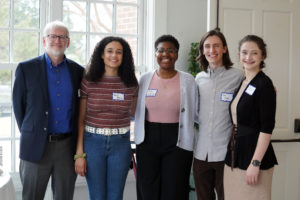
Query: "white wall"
154 0 207 72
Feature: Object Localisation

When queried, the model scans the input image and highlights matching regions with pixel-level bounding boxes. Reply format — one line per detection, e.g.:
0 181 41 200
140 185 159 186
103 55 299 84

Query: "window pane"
124 36 137 64
63 1 86 32
15 140 20 172
0 0 10 27
0 141 11 172
0 70 12 138
90 3 112 33
13 31 39 63
14 0 39 29
66 33 86 66
89 35 104 58
0 31 9 62
117 0 137 3
116 5 137 34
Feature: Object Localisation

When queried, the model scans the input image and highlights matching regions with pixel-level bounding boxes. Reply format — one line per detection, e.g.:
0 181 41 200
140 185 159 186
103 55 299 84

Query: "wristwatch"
252 160 261 167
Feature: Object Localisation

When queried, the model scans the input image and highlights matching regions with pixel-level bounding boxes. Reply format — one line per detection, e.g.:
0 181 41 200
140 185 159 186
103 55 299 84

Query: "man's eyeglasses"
47 34 69 41
156 48 178 54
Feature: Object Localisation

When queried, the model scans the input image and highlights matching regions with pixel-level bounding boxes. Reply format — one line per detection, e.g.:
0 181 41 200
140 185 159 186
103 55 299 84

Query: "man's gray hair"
43 20 69 37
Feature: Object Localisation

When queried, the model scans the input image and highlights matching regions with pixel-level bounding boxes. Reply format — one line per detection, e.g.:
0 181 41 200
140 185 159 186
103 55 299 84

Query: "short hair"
85 36 138 87
43 20 69 37
154 34 180 50
238 35 267 69
197 28 233 72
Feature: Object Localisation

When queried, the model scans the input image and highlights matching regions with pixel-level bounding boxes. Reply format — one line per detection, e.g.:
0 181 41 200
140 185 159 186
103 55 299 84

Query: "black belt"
48 132 72 142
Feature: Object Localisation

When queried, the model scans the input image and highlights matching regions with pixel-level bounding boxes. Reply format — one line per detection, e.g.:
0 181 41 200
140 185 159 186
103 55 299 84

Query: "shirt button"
181 108 185 112
55 121 58 124
57 93 61 96
45 111 48 115
57 81 60 84
44 127 47 131
180 125 183 128
56 107 60 111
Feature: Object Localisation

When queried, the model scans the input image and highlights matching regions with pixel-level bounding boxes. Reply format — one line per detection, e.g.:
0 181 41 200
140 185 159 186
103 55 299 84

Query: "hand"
245 164 260 185
75 158 86 176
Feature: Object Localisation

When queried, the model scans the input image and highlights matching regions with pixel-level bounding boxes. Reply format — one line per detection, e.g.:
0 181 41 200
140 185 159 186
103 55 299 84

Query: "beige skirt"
224 165 274 200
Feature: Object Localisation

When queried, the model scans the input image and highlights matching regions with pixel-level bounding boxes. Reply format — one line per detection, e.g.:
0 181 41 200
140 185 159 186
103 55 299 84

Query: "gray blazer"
134 70 198 151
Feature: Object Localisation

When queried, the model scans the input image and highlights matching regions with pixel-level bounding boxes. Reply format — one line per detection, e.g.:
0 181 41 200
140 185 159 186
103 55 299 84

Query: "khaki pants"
224 165 274 200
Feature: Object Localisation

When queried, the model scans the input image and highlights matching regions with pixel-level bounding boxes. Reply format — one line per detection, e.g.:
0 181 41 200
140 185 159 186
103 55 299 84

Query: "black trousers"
136 121 193 200
193 158 225 200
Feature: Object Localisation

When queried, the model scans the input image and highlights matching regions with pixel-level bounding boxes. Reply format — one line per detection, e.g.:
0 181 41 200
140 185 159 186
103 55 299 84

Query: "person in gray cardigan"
134 35 198 200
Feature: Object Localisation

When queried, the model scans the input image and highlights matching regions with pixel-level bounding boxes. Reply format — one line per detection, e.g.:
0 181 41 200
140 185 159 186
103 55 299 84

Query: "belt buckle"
104 128 111 136
119 128 125 134
112 129 118 135
48 135 55 142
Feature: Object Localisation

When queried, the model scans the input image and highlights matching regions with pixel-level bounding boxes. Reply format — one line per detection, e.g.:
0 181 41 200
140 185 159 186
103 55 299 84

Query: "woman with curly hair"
74 36 138 200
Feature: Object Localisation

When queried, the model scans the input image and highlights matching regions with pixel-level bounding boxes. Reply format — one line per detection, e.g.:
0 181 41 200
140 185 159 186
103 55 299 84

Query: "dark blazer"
225 71 278 170
13 54 84 162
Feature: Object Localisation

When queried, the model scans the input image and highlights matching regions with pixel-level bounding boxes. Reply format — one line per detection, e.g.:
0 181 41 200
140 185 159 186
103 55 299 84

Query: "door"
208 0 300 199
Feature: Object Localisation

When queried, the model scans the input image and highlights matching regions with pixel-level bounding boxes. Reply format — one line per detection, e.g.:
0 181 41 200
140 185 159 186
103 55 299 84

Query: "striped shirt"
80 76 138 128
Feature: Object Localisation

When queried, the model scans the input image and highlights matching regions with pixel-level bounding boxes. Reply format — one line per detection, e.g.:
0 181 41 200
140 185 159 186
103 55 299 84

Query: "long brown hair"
197 28 233 72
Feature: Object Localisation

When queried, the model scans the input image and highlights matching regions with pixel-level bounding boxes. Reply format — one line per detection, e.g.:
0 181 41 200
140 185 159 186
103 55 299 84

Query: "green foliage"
0 0 40 63
0 0 10 27
0 70 11 85
188 42 201 77
13 32 39 62
66 33 86 65
188 43 201 131
13 0 39 29
0 31 9 62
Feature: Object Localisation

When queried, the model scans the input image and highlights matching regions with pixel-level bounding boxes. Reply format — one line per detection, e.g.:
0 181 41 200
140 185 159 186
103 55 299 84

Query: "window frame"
56 0 145 70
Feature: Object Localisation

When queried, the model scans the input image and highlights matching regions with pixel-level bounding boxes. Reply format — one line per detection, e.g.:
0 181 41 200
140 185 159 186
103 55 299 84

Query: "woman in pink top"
74 36 138 200
134 35 198 200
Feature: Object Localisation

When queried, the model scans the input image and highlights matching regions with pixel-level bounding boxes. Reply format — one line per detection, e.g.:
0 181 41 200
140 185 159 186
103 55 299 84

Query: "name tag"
146 89 157 97
112 92 125 101
220 92 233 102
245 85 256 95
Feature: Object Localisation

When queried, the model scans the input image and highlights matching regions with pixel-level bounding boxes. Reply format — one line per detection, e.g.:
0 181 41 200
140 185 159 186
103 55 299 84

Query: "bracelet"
74 153 86 160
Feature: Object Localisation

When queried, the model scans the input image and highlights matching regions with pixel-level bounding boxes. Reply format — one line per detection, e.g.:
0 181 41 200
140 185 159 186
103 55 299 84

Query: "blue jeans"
84 131 131 200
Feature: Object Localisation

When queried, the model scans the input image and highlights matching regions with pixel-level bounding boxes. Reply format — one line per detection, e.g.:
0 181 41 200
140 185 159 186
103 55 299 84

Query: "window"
0 0 44 173
62 0 143 69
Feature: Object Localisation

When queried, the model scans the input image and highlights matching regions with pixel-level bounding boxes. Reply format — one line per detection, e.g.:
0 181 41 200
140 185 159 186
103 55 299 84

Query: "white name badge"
220 92 233 102
112 92 125 101
245 84 256 95
146 89 157 97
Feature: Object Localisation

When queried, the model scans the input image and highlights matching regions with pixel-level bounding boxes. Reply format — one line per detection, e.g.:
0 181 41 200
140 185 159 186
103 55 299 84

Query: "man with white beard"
13 21 84 200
